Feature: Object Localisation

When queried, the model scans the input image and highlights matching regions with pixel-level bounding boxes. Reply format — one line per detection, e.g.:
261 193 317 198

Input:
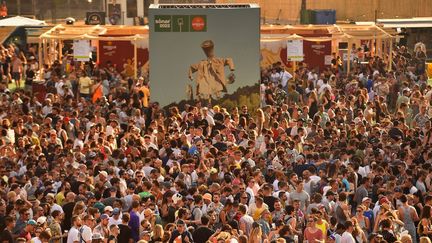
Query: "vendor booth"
38 24 149 79
34 24 148 102
260 24 397 74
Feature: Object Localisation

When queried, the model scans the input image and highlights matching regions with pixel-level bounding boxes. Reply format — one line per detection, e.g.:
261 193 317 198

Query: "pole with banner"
287 39 304 81
134 38 137 79
73 39 91 62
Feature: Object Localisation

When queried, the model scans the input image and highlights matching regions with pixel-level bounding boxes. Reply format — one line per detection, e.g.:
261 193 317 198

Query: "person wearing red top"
0 1 7 18
304 216 324 243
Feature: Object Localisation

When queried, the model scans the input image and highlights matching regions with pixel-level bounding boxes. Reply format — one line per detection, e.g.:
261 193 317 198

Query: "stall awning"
0 26 16 44
39 24 148 41
0 16 47 26
377 17 432 28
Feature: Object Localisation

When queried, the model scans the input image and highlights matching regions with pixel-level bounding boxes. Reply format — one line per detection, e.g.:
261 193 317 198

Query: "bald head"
66 192 76 202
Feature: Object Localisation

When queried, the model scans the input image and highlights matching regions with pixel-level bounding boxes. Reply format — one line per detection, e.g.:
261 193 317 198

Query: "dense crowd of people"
0 39 430 243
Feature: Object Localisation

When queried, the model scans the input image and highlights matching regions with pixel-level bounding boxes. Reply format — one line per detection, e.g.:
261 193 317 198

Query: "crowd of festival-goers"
0 40 430 243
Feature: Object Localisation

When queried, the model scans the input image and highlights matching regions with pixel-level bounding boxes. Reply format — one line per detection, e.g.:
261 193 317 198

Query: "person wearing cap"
169 219 194 243
46 193 64 214
108 208 122 227
188 39 235 101
91 233 104 243
201 193 212 215
104 206 114 215
321 190 336 214
93 214 110 240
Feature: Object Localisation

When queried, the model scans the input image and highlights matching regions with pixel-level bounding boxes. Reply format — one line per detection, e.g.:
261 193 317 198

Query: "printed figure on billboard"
188 40 235 101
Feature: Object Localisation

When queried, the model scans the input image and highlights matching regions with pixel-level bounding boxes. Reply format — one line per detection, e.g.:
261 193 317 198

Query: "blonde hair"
420 237 431 243
72 201 86 216
152 224 164 240
249 224 262 243
400 234 413 243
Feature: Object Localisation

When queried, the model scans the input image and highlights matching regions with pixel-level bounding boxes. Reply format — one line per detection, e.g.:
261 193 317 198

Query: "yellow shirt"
316 220 328 238
79 76 93 94
56 192 65 206
139 86 151 108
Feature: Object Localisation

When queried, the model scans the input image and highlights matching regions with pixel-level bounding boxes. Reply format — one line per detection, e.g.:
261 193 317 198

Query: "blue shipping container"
314 9 336 25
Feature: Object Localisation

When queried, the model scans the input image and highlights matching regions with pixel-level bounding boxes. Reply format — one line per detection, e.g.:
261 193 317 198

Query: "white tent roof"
0 16 47 26
376 17 432 28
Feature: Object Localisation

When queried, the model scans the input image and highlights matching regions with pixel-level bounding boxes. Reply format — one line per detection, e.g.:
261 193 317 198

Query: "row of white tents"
0 16 46 26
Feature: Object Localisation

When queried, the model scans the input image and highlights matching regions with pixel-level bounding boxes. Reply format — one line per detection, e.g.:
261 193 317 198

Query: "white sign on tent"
73 40 91 61
287 39 304 61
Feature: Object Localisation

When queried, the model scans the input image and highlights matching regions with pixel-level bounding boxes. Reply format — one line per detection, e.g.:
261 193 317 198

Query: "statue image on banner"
188 40 235 101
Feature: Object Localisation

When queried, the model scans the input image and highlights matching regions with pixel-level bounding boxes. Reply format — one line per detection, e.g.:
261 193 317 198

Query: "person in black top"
262 184 277 212
107 224 120 243
192 215 214 243
380 218 397 243
118 213 133 243
0 216 14 243
62 192 77 231
169 220 194 243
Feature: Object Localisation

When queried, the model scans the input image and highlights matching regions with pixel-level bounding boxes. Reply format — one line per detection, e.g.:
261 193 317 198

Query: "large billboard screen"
149 4 260 108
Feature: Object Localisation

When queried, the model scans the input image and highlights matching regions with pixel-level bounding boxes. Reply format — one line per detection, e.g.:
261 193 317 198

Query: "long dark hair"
421 205 432 219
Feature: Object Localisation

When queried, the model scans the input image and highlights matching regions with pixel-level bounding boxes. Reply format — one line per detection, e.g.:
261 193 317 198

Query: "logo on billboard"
154 15 206 32
172 15 190 32
190 15 206 32
155 15 172 32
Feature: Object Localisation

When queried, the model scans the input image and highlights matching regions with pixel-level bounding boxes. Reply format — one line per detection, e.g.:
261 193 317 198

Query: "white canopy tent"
0 16 47 26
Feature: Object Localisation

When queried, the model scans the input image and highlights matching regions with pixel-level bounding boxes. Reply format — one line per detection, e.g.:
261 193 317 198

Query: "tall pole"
43 39 48 66
388 38 393 71
67 0 71 18
134 39 137 79
32 0 36 17
38 38 43 79
58 40 62 62
17 0 21 15
347 39 351 75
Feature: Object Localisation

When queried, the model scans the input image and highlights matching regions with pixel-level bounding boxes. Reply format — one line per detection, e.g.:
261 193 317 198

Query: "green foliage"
164 84 261 114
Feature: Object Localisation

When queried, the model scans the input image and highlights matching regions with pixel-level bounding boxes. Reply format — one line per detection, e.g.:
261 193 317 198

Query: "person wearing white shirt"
80 215 95 243
67 216 82 243
46 193 64 214
280 70 293 90
270 69 281 84
341 221 356 243
55 80 65 96
318 79 332 95
307 70 318 81
108 209 122 227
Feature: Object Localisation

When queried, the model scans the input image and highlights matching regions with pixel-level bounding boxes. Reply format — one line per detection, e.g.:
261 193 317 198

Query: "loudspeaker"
86 12 106 25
